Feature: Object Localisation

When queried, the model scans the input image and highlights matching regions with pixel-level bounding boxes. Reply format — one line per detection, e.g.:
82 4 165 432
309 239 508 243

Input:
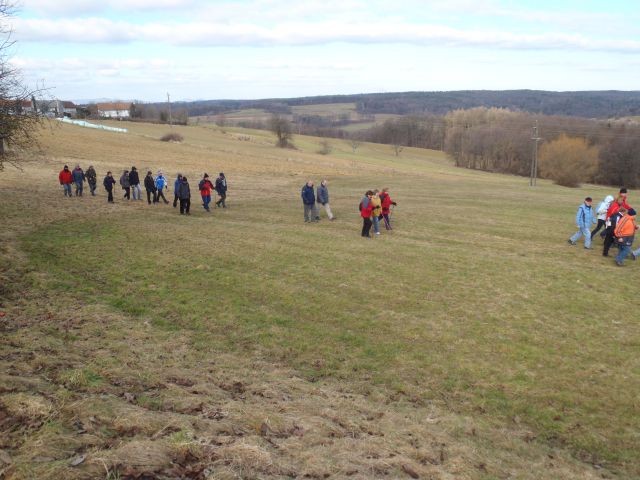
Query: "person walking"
606 188 631 220
155 170 169 204
173 173 182 208
72 164 85 196
360 190 374 238
316 179 334 220
371 190 382 235
58 165 73 197
614 208 638 266
119 169 131 200
592 195 614 240
603 207 626 257
129 166 142 201
567 197 596 249
86 165 97 196
144 170 157 204
178 176 191 215
215 172 228 208
199 173 214 212
301 181 318 222
379 188 397 230
103 171 116 203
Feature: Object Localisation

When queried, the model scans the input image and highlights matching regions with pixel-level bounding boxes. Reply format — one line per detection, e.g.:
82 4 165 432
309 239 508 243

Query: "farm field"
0 120 638 479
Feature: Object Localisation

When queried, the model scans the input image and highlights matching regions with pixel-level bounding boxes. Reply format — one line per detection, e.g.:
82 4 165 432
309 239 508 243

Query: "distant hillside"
167 90 640 119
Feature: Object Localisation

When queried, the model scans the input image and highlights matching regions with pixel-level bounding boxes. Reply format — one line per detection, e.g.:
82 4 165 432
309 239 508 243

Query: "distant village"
3 99 132 119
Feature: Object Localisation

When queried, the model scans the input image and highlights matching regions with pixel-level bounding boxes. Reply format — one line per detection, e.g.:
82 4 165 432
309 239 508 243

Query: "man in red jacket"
379 187 397 230
360 190 374 238
58 165 73 197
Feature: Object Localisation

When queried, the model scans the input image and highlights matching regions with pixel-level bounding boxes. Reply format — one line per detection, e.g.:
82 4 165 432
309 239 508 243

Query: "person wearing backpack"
199 173 214 212
379 188 397 230
86 165 97 196
129 166 142 201
614 208 638 266
144 170 157 204
178 176 191 215
301 181 318 222
316 179 334 220
591 195 614 240
360 190 374 238
370 190 382 235
103 171 116 203
603 207 627 257
567 197 596 249
155 170 169 204
119 169 131 200
215 172 228 208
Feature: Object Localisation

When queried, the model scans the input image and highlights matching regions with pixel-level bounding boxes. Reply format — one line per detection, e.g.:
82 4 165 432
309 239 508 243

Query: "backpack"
358 201 363 212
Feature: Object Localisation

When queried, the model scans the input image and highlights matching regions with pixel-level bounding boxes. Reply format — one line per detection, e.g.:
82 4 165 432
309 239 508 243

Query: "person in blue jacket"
568 197 596 249
155 170 169 204
301 181 319 222
173 173 182 208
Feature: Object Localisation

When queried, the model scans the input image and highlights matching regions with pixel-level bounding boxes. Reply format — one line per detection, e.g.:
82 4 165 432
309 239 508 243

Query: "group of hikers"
58 165 228 214
568 188 639 266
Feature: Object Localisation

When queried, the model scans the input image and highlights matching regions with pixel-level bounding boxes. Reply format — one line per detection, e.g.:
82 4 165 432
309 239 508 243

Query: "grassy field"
0 120 638 479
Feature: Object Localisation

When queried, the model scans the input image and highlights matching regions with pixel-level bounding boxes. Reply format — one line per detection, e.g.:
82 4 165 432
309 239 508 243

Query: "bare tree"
0 1 43 169
350 139 361 153
317 138 332 155
269 114 293 148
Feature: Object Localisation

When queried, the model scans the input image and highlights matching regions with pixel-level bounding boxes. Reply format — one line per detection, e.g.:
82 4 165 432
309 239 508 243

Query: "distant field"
291 102 358 116
0 120 638 479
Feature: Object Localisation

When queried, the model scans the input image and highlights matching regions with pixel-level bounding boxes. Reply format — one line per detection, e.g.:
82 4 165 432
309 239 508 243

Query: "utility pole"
530 120 541 186
167 92 172 128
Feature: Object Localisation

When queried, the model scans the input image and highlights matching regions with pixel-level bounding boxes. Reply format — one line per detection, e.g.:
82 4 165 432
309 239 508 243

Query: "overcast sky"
8 0 640 102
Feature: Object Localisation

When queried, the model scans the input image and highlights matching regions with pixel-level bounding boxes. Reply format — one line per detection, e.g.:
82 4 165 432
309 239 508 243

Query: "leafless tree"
350 139 361 153
269 114 293 148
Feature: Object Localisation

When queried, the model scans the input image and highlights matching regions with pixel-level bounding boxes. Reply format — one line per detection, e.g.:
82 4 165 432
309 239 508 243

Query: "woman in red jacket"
360 190 374 238
378 188 397 230
58 165 73 197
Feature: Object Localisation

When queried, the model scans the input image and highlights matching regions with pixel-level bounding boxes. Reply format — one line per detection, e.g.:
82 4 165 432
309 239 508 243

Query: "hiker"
379 188 397 230
613 208 638 266
72 164 85 196
592 195 614 240
119 169 130 200
199 173 214 212
603 207 626 257
606 188 631 220
86 165 97 196
567 197 596 249
155 170 169 204
178 176 191 215
58 165 73 197
360 190 374 238
173 173 182 208
215 172 227 208
103 171 116 203
301 181 318 222
144 170 157 204
317 179 334 220
371 190 382 235
129 166 142 201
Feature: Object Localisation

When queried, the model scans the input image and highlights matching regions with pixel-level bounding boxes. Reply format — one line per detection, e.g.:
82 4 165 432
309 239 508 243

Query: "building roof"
96 102 130 111
62 101 76 108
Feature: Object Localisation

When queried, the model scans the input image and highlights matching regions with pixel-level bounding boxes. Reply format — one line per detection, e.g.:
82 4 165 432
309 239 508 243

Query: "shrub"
538 134 599 187
160 132 183 142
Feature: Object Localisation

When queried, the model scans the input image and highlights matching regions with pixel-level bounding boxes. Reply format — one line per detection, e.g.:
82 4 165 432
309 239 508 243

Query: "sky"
6 0 640 102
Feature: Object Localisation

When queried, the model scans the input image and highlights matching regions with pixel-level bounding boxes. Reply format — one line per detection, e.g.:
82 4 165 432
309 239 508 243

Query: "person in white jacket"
591 195 614 240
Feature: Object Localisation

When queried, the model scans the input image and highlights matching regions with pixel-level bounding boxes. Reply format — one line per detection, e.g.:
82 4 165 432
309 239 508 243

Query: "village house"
96 102 131 119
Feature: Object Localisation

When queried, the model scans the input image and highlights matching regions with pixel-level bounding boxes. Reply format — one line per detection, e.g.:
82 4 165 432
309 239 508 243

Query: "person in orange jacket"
614 208 638 266
360 190 374 238
58 165 73 197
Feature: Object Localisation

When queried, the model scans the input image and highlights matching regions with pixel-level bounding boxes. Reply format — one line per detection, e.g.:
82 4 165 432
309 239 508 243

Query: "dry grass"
0 120 637 479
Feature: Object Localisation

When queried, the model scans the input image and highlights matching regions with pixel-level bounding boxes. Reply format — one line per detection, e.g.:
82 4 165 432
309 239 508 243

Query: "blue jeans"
633 247 640 258
372 215 380 234
615 245 631 264
74 180 83 195
202 195 211 210
62 184 72 196
570 226 592 248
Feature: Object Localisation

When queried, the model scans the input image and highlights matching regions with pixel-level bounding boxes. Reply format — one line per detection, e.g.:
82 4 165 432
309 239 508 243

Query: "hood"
605 195 614 203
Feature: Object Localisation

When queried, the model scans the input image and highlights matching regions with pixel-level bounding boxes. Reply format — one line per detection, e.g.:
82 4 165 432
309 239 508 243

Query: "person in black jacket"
603 208 626 257
144 170 157 204
103 171 116 203
215 172 227 208
129 166 142 201
178 176 191 215
86 165 97 196
301 181 318 222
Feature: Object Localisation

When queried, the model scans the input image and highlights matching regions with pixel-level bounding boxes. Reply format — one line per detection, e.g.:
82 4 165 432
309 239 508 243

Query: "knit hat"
585 197 592 202
628 208 636 216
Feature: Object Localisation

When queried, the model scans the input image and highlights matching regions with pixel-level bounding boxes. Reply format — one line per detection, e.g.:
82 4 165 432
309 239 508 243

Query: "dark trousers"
173 194 179 207
123 187 130 199
88 181 96 195
216 193 226 207
157 189 168 203
107 189 113 203
362 217 372 237
381 213 391 230
179 198 190 214
146 190 156 204
603 227 615 256
591 219 605 239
